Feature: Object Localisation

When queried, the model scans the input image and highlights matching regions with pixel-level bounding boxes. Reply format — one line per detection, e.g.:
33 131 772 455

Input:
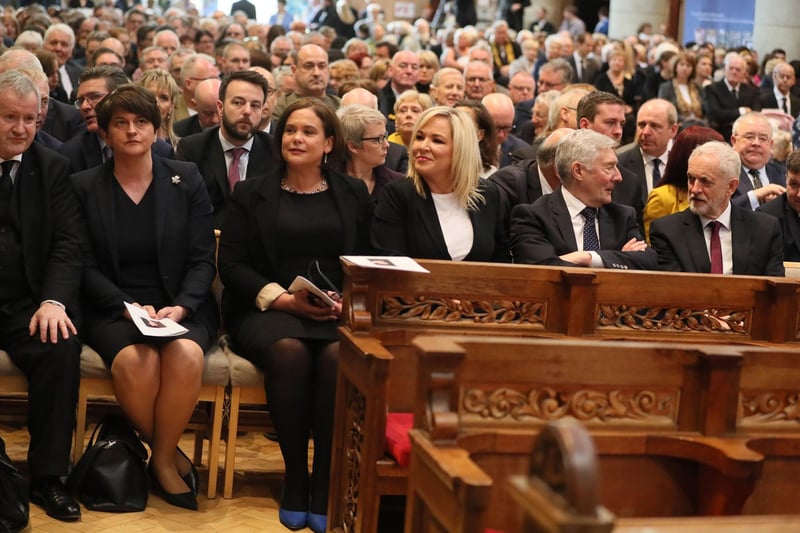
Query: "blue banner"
682 0 756 49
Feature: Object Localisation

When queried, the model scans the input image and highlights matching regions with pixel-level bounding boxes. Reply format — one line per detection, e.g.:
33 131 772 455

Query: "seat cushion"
223 339 264 388
79 345 110 379
385 412 413 467
203 345 230 386
0 350 24 376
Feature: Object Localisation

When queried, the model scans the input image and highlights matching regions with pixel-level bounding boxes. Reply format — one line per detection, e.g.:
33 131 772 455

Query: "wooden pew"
403 335 773 533
506 419 800 533
328 260 800 533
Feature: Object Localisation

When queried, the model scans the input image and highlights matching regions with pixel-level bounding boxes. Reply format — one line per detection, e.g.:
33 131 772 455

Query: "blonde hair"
137 68 180 147
409 106 484 210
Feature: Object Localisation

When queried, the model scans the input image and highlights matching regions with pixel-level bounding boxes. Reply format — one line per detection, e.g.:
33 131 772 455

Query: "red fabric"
385 412 413 467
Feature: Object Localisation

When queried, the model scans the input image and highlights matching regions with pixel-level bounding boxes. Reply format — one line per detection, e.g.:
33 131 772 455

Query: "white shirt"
58 64 73 99
699 203 733 274
743 165 772 210
431 192 473 261
774 86 791 115
219 131 255 183
641 146 670 194
562 187 604 267
537 162 554 195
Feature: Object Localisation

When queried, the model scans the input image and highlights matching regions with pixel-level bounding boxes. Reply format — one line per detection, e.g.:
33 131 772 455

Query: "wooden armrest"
646 435 764 479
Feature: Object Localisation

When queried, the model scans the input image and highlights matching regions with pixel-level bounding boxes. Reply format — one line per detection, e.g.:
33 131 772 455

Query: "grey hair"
336 104 386 152
180 53 216 83
732 111 773 140
689 141 741 181
44 23 75 48
539 58 573 86
555 129 617 185
0 70 40 111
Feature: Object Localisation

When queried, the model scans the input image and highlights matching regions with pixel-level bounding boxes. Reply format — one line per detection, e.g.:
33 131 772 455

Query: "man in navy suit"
482 93 529 169
650 141 784 276
702 52 761 142
757 150 800 261
730 111 786 209
43 23 83 104
176 70 272 228
0 70 82 522
59 66 173 173
759 61 800 118
511 129 656 269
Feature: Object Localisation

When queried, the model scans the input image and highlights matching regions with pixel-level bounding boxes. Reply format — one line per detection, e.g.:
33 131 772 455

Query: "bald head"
194 78 221 129
538 127 575 189
0 48 43 73
481 93 515 143
341 87 378 109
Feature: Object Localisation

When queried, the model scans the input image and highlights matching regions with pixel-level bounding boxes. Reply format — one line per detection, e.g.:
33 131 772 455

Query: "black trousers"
0 301 80 479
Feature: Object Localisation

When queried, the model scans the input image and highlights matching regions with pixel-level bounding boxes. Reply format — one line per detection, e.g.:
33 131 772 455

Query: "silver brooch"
171 175 181 185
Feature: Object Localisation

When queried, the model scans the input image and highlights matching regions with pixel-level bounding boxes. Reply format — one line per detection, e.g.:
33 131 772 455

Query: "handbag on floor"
67 415 149 512
0 436 28 533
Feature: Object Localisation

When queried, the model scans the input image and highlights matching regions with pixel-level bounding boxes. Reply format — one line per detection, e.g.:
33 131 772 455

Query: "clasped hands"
559 238 648 266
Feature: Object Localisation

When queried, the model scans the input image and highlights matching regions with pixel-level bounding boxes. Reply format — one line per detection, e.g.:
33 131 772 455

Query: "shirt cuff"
588 251 604 268
255 282 287 311
747 190 760 210
40 299 65 310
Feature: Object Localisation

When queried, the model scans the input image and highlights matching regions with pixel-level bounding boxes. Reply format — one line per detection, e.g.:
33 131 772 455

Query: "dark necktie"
227 147 246 192
102 145 113 162
580 207 600 252
708 221 723 274
0 160 15 203
652 158 662 188
748 168 763 189
782 96 789 114
732 86 739 101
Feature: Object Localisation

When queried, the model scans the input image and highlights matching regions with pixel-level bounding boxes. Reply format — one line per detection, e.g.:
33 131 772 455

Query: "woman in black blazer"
372 106 509 262
218 98 373 533
72 86 217 511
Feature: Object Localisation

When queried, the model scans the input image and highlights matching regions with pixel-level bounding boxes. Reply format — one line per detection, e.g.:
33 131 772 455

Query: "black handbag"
67 415 149 512
0 436 28 533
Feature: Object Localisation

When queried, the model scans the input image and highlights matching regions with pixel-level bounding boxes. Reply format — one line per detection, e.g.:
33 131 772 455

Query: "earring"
323 152 328 165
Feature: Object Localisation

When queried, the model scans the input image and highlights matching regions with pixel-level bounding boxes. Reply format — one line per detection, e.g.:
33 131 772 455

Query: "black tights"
262 338 338 514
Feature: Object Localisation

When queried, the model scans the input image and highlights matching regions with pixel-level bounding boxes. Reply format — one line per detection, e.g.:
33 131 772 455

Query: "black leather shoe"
176 447 199 497
30 477 81 522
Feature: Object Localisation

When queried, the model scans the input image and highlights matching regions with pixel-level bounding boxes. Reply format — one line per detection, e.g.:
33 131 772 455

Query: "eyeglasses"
741 133 771 144
74 92 108 108
496 125 515 133
361 133 389 145
466 76 490 84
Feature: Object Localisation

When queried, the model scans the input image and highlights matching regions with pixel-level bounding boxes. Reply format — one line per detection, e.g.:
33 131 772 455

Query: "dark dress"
83 179 214 365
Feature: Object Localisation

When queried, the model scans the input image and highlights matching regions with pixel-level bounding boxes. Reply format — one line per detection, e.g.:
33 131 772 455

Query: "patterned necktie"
580 207 600 252
748 168 763 189
0 160 14 203
708 221 723 274
102 145 113 162
227 147 246 192
652 158 662 189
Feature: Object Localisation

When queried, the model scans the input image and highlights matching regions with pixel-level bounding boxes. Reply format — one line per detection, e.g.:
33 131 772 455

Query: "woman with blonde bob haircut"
372 106 509 261
137 68 181 148
388 89 433 146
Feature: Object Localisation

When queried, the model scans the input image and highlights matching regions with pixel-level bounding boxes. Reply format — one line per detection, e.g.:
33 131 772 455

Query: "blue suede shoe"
278 508 308 530
308 512 327 533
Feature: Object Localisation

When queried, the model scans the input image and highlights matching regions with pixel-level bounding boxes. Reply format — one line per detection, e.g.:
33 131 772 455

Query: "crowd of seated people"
2 1 800 531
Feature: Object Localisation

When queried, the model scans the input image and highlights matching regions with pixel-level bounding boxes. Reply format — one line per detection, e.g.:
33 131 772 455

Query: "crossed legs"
110 339 204 494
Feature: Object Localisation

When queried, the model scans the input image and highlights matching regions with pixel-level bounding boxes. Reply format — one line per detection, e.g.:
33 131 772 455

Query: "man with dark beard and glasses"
176 70 273 227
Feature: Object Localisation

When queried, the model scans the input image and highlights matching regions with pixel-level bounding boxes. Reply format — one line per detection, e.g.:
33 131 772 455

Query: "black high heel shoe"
148 462 199 511
176 447 199 496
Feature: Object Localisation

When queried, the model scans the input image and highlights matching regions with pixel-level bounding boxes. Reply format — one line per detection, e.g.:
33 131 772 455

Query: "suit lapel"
418 181 450 258
208 137 229 202
598 206 620 250
553 190 578 251
152 157 171 259
94 162 121 279
328 173 356 252
737 166 754 195
730 207 750 274
84 132 103 170
683 212 711 272
256 175 280 272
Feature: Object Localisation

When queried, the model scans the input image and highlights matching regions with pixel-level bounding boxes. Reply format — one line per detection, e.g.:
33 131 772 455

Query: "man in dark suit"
616 99 679 207
42 99 85 143
511 129 657 269
173 78 220 138
730 111 786 209
577 90 645 219
488 21 522 86
566 32 599 84
43 23 84 104
378 50 419 133
231 0 257 19
757 151 800 261
759 61 800 118
176 70 272 228
482 93 529 169
650 141 784 276
0 71 82 522
529 6 556 34
59 66 172 173
702 52 761 142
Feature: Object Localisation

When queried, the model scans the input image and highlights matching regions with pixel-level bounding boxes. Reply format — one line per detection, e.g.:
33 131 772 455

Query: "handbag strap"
65 440 109 494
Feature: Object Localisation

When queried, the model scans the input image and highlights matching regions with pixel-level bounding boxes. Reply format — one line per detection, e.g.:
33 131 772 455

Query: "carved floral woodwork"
379 296 546 326
334 389 365 533
461 386 677 426
597 305 750 334
740 391 800 428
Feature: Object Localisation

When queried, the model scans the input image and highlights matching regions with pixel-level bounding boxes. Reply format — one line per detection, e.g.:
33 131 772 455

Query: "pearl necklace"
280 178 328 194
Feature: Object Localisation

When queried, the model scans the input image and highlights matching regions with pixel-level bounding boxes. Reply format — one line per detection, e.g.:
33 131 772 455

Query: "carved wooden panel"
334 390 365 533
740 391 800 430
379 296 546 327
461 386 678 427
597 305 750 335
